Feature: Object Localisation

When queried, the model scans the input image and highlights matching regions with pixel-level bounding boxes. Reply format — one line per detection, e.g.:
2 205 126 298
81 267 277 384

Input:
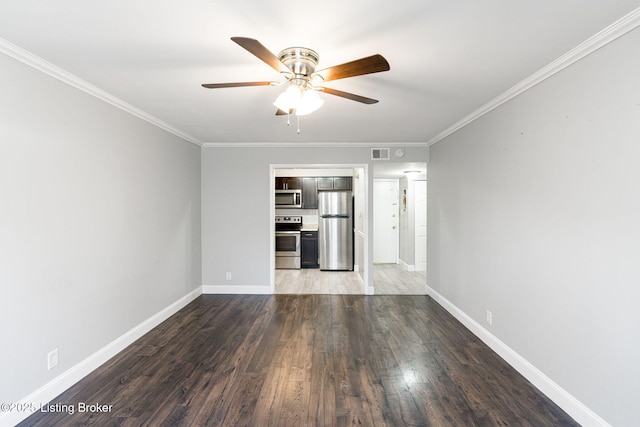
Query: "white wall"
427 26 640 427
0 52 201 412
201 145 427 293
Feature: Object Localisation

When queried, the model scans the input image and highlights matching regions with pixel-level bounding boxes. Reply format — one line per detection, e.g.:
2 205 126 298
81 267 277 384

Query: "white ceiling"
1 1 639 146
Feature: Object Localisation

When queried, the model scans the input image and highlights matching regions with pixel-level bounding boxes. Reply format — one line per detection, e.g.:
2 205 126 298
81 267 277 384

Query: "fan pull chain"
282 111 301 134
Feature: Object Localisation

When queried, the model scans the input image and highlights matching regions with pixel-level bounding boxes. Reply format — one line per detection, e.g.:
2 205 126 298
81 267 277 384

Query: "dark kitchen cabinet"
275 177 301 190
301 231 318 268
333 177 352 190
317 177 352 190
302 178 318 209
317 177 334 190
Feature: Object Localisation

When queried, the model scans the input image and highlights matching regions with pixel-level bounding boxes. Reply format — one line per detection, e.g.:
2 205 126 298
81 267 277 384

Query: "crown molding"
0 37 202 147
427 6 640 146
201 141 428 148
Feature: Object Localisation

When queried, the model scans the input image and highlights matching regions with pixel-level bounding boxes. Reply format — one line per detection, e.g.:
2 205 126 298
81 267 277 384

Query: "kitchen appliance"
275 189 302 209
275 215 302 269
318 191 353 271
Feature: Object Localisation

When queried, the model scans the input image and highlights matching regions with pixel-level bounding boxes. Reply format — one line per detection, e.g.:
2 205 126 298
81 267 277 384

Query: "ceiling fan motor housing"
278 47 320 78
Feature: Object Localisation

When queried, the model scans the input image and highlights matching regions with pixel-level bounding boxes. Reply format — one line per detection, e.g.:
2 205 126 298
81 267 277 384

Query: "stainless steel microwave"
275 189 302 208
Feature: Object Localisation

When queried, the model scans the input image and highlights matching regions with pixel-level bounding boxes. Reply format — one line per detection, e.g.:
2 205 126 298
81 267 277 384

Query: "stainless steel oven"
275 216 302 269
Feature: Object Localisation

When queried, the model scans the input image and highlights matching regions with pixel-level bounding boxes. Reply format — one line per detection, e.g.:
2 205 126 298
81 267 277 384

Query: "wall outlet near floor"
486 310 493 326
47 348 59 370
225 272 232 281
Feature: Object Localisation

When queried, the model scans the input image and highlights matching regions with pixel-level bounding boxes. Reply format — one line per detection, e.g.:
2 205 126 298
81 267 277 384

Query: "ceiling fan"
202 37 390 117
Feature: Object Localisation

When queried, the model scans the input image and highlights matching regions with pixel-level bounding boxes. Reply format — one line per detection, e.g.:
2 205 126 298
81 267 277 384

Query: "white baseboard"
1 287 202 427
354 271 372 295
425 285 611 427
397 259 415 271
202 284 272 294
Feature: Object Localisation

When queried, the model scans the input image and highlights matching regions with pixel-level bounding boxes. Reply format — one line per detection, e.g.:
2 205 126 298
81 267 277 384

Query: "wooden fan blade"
314 54 390 82
231 37 290 74
322 87 379 104
202 82 272 89
275 108 294 116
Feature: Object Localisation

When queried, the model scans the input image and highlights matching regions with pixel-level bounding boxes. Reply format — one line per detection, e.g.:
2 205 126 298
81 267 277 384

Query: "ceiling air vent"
371 148 390 160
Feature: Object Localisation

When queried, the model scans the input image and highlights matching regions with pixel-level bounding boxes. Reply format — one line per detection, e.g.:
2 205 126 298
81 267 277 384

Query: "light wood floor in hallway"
275 263 427 294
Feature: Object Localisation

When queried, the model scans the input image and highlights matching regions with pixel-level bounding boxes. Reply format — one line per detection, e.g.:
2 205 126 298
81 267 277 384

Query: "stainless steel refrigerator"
318 191 353 271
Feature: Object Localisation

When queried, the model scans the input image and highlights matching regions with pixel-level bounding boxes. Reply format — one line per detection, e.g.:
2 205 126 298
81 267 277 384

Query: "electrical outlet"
47 349 59 370
225 272 232 281
486 310 493 326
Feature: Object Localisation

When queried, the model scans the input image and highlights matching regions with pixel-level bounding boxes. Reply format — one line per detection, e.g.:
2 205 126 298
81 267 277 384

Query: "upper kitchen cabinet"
333 177 352 190
275 177 302 190
317 177 333 190
317 177 352 191
302 178 318 209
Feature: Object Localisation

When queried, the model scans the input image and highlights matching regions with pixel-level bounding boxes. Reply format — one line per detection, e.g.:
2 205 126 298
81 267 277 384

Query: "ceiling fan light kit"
274 84 324 116
202 37 390 131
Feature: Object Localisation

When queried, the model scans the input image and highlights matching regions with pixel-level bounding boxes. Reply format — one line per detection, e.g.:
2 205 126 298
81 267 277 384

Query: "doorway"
372 163 427 295
271 165 367 295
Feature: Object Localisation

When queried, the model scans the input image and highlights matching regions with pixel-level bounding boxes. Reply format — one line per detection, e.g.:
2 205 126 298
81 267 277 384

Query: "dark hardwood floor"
19 295 578 426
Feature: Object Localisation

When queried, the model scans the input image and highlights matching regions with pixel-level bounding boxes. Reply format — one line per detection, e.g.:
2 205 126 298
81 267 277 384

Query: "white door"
414 180 427 272
374 180 399 263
